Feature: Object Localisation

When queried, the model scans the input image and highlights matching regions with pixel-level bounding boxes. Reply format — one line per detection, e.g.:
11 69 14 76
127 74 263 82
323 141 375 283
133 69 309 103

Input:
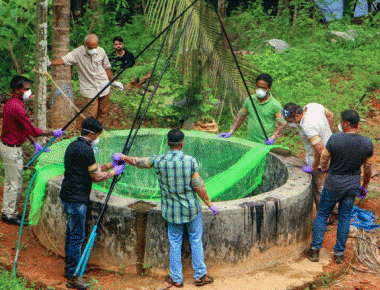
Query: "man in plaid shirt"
112 129 218 287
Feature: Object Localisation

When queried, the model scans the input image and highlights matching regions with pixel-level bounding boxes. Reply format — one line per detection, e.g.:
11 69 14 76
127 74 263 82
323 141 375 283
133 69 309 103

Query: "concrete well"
33 146 312 275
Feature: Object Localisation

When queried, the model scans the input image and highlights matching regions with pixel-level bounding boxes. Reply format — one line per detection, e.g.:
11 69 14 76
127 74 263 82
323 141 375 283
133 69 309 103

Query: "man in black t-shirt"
60 117 125 289
108 36 135 74
304 110 373 265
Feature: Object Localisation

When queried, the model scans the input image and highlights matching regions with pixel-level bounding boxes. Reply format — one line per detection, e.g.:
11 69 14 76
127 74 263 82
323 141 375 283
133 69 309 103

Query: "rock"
328 30 357 42
263 39 290 54
349 225 358 237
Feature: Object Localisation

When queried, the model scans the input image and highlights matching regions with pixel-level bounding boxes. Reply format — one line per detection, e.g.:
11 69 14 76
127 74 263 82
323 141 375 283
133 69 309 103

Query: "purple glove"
302 165 313 173
218 132 232 138
113 164 125 175
209 205 219 216
357 186 367 199
53 128 65 138
33 142 50 155
264 137 274 145
112 153 123 162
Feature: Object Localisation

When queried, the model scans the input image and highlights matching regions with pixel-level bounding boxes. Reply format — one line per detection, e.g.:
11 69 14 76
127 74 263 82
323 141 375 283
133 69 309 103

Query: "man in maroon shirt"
1 76 64 226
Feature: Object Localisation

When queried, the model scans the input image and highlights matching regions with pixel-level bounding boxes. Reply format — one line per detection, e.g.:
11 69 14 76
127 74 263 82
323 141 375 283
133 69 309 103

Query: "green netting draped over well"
29 129 279 225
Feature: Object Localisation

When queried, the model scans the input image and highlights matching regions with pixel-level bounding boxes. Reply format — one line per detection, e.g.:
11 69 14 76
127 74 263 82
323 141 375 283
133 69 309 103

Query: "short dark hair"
81 117 103 135
341 110 359 127
282 103 303 119
256 73 273 88
167 129 184 147
113 36 124 43
10 76 30 90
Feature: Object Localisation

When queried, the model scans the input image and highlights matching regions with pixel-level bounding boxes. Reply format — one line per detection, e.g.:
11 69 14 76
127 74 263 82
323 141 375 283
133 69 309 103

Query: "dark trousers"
63 202 87 278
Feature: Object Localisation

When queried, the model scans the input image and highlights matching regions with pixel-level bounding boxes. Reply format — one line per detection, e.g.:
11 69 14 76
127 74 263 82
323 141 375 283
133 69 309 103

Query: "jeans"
167 212 207 284
311 187 357 255
63 202 87 277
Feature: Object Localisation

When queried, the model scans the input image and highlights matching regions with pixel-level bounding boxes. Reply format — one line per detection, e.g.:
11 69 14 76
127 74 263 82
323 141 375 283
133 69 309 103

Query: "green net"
29 129 280 225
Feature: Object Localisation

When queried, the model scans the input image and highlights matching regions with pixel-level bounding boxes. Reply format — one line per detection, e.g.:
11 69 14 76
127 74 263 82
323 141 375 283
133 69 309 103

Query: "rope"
212 4 268 140
32 67 86 120
74 4 197 278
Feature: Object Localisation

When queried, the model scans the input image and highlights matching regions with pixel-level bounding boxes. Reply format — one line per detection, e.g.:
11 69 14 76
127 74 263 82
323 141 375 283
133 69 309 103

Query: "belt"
2 141 21 148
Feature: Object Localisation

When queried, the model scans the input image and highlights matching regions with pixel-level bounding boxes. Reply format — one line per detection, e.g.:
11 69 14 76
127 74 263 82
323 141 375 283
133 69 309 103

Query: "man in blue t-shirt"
304 110 373 265
60 117 125 289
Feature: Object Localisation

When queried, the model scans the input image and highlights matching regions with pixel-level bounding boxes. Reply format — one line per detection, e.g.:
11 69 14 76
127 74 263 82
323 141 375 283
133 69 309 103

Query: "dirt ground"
1 97 380 289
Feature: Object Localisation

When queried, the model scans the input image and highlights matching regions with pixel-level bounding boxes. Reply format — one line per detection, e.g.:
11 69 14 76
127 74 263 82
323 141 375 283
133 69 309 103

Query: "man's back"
324 133 373 191
300 103 332 165
150 150 201 224
60 137 95 204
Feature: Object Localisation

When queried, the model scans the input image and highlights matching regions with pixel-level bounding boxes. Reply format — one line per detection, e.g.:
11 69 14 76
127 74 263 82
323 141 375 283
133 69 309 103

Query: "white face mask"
86 48 98 55
256 88 267 99
91 136 100 147
23 89 33 101
338 123 343 133
288 122 299 128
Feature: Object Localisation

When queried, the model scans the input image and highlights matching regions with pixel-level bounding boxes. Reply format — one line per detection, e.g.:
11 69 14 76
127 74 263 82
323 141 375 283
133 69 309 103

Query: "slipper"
194 275 214 286
165 275 183 288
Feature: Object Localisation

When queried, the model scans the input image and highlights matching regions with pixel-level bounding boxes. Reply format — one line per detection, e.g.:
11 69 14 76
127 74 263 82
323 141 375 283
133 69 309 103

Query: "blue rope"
13 171 39 278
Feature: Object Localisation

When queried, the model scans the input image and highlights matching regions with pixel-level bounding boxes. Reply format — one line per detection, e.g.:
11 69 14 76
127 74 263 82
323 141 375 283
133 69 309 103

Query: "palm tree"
146 0 260 123
50 0 75 129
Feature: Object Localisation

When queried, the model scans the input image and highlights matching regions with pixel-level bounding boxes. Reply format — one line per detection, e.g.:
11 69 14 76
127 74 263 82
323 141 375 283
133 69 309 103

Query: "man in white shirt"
282 102 334 208
50 34 124 125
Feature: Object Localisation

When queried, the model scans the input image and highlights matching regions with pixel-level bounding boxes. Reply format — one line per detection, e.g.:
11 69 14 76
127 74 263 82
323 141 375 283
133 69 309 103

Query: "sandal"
165 275 183 288
194 274 214 286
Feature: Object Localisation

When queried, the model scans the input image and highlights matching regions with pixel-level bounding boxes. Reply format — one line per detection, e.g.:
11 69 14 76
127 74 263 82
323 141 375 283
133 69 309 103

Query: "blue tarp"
351 205 380 232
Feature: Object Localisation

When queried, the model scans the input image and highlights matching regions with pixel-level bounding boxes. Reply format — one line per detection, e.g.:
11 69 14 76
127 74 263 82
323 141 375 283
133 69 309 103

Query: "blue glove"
112 153 123 162
209 205 219 216
218 132 232 138
264 137 274 145
53 128 65 138
302 165 313 173
34 142 50 155
113 164 125 175
357 186 367 199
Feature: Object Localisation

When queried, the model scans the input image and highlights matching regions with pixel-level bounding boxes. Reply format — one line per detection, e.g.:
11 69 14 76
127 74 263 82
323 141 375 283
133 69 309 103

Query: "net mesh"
29 129 275 225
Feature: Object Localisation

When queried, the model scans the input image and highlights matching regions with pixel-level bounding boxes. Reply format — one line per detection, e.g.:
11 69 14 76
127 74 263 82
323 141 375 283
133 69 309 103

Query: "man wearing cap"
304 110 372 264
218 73 287 145
60 117 125 289
1 76 65 226
282 102 334 208
50 34 124 124
112 129 218 288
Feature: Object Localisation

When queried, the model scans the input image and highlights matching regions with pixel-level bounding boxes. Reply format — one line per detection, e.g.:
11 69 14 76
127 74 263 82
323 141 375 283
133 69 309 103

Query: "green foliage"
0 267 33 289
0 0 37 94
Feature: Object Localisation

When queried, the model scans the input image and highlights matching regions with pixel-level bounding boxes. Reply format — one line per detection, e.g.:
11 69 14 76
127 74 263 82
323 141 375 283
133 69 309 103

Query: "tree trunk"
218 0 228 48
35 0 49 138
50 0 75 129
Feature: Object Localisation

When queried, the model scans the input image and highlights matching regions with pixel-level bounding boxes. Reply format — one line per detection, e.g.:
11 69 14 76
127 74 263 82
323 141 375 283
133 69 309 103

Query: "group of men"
49 34 135 125
0 33 374 289
1 75 218 289
219 72 373 266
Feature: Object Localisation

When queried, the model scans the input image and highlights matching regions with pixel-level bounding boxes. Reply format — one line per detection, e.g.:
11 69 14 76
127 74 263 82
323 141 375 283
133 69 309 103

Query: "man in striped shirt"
112 129 218 287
